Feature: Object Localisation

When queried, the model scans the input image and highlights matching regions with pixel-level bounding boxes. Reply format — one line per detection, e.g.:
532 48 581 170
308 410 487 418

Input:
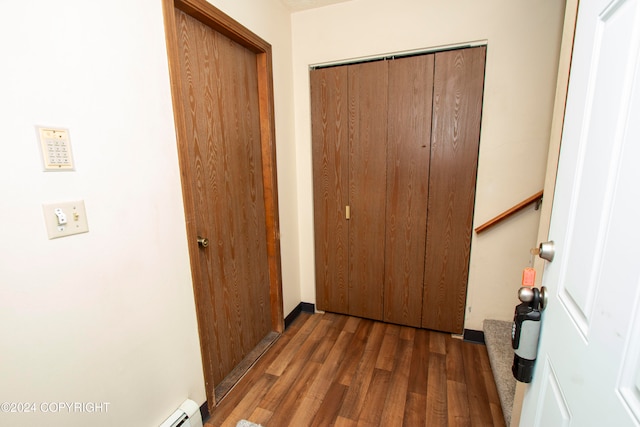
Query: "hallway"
206 312 505 426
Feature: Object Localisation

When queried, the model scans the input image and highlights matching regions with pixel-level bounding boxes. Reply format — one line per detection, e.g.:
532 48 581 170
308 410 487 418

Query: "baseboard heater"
159 399 203 427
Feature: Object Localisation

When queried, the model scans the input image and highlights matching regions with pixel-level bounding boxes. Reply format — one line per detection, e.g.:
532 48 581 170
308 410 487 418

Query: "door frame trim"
161 0 284 409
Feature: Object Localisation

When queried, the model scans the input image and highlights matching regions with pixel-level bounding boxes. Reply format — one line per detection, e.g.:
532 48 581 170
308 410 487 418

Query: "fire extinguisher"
512 286 546 383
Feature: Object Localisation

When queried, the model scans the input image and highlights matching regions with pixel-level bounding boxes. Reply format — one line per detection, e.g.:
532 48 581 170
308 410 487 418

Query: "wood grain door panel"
348 61 388 321
311 47 484 333
174 8 272 385
311 66 350 314
383 55 434 327
422 47 486 333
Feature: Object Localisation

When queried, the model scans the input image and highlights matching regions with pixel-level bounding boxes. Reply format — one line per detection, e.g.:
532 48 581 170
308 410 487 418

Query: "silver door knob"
538 241 555 262
197 236 209 248
518 286 548 311
532 241 555 262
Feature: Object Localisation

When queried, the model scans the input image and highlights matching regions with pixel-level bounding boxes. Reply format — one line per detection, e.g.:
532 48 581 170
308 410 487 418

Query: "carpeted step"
483 319 516 426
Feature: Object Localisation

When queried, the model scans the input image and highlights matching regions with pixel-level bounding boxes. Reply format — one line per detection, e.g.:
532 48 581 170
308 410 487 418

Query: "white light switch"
42 201 89 239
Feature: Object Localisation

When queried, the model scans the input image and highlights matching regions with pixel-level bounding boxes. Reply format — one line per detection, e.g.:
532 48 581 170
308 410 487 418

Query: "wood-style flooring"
205 312 506 427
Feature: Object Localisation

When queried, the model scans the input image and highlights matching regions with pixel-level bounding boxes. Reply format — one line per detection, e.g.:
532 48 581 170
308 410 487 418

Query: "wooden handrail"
475 190 544 234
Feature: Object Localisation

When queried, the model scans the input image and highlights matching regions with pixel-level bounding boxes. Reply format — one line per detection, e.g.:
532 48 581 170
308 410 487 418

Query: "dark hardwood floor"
205 312 505 427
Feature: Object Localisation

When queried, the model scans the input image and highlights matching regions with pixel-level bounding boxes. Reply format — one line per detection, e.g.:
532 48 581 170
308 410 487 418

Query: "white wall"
291 0 566 330
0 0 297 425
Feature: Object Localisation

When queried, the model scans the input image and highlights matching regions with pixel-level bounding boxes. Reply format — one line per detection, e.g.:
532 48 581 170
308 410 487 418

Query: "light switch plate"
42 200 89 239
37 126 75 171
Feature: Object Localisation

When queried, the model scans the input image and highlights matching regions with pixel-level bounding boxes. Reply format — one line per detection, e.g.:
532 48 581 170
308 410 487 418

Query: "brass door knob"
197 236 209 248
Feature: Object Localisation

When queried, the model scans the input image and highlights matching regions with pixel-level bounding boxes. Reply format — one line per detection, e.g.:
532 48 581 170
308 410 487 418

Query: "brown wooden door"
311 62 388 320
383 54 434 327
347 61 388 320
311 47 485 333
311 66 349 314
171 5 275 398
422 47 486 333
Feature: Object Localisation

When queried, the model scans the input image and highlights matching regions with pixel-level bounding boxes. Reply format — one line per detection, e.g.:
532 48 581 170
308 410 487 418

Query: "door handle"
532 241 555 262
518 286 548 311
197 236 209 248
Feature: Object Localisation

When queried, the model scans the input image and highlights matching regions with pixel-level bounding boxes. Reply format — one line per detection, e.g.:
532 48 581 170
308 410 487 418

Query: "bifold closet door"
347 61 388 320
312 46 486 333
311 66 349 314
311 61 388 320
422 46 485 333
383 55 434 327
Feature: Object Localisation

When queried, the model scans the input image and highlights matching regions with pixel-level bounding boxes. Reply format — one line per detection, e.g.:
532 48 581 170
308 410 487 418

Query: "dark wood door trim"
162 0 284 409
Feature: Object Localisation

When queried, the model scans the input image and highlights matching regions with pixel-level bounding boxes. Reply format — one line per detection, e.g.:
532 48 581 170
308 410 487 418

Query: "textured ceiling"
279 0 353 12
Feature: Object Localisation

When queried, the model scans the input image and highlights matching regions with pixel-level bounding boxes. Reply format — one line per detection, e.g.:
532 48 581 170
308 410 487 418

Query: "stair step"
483 319 516 426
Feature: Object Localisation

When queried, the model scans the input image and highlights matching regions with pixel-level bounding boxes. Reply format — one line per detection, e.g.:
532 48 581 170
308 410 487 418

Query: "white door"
519 0 640 426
